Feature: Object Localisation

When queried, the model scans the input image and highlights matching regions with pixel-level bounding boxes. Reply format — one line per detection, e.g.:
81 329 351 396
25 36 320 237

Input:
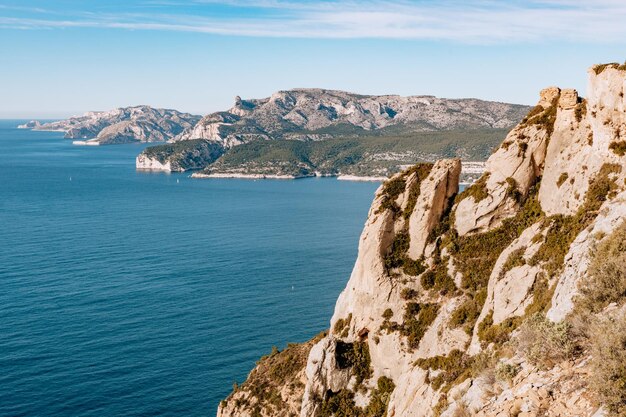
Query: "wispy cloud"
1 0 626 43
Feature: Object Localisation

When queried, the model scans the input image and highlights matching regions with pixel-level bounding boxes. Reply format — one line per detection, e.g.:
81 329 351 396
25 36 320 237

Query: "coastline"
191 172 307 180
336 174 386 182
190 172 390 182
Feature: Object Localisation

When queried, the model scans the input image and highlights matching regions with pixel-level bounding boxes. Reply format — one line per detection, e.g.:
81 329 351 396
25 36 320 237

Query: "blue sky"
1 0 626 118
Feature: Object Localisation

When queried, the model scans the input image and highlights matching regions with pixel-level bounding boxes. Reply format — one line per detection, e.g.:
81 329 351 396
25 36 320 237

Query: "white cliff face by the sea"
25 106 201 144
216 64 626 417
174 89 530 145
135 153 173 172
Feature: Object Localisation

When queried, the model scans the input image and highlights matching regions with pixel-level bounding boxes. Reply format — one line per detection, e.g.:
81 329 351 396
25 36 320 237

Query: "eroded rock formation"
218 64 626 417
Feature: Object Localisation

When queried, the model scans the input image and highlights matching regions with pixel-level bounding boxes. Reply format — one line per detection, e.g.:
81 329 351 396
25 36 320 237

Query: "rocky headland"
137 89 529 178
216 63 626 417
17 120 41 129
23 106 201 145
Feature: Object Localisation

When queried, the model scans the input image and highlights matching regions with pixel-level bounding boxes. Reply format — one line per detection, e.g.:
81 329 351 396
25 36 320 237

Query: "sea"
0 120 380 416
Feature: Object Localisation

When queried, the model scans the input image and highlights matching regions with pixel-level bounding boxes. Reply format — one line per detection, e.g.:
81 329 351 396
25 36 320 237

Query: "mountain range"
136 90 531 178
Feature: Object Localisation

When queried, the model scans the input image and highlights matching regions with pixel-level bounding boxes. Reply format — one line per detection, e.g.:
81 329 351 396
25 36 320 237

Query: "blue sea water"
0 120 379 417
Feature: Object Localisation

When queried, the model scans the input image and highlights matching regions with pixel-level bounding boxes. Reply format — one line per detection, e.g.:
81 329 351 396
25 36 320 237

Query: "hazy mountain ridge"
24 106 201 145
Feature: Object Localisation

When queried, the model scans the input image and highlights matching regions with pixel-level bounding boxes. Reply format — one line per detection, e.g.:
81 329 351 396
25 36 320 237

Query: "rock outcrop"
136 139 224 172
217 64 626 417
26 106 201 144
17 120 41 129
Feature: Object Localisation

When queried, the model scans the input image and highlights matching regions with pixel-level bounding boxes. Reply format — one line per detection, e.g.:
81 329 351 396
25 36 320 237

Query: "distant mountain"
174 89 531 145
137 89 530 176
25 106 201 145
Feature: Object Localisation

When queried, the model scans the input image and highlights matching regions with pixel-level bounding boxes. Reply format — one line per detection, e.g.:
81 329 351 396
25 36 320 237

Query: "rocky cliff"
26 106 200 145
217 63 626 417
136 139 224 172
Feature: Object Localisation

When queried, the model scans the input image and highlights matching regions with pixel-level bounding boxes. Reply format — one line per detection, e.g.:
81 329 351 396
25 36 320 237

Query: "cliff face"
218 64 626 417
28 106 201 144
135 139 225 172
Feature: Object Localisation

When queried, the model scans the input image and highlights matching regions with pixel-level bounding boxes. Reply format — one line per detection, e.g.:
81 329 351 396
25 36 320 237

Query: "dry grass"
588 311 626 416
578 221 626 313
514 313 576 369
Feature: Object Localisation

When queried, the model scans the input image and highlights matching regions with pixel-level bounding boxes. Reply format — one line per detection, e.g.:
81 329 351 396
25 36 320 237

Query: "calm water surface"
0 120 379 416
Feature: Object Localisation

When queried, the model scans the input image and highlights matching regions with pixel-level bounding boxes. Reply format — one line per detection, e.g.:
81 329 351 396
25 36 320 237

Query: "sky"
1 0 626 118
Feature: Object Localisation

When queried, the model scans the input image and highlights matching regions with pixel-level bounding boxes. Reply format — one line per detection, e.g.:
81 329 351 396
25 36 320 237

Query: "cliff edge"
218 63 626 417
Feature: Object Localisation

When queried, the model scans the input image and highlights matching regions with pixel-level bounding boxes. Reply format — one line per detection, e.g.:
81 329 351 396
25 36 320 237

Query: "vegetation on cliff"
142 128 506 177
218 332 326 417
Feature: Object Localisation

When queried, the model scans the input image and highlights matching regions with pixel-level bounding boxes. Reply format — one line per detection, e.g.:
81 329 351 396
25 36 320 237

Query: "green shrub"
363 377 396 417
574 99 587 123
505 177 522 202
593 62 620 75
521 94 559 137
403 257 427 276
451 182 544 294
495 362 520 383
433 396 449 417
415 349 473 392
522 273 554 317
384 232 410 270
383 232 426 276
319 376 395 417
521 105 545 123
477 310 521 345
449 296 482 335
531 163 621 277
223 332 327 415
499 247 526 279
420 259 456 295
335 341 373 388
377 176 406 215
396 303 440 350
402 163 434 219
382 308 394 320
517 142 528 158
400 287 418 300
556 172 569 188
456 173 490 204
320 389 358 417
609 141 626 156
334 313 352 337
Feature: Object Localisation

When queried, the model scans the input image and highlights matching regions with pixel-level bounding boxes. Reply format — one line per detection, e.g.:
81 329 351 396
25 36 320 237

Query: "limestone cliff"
218 64 626 417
